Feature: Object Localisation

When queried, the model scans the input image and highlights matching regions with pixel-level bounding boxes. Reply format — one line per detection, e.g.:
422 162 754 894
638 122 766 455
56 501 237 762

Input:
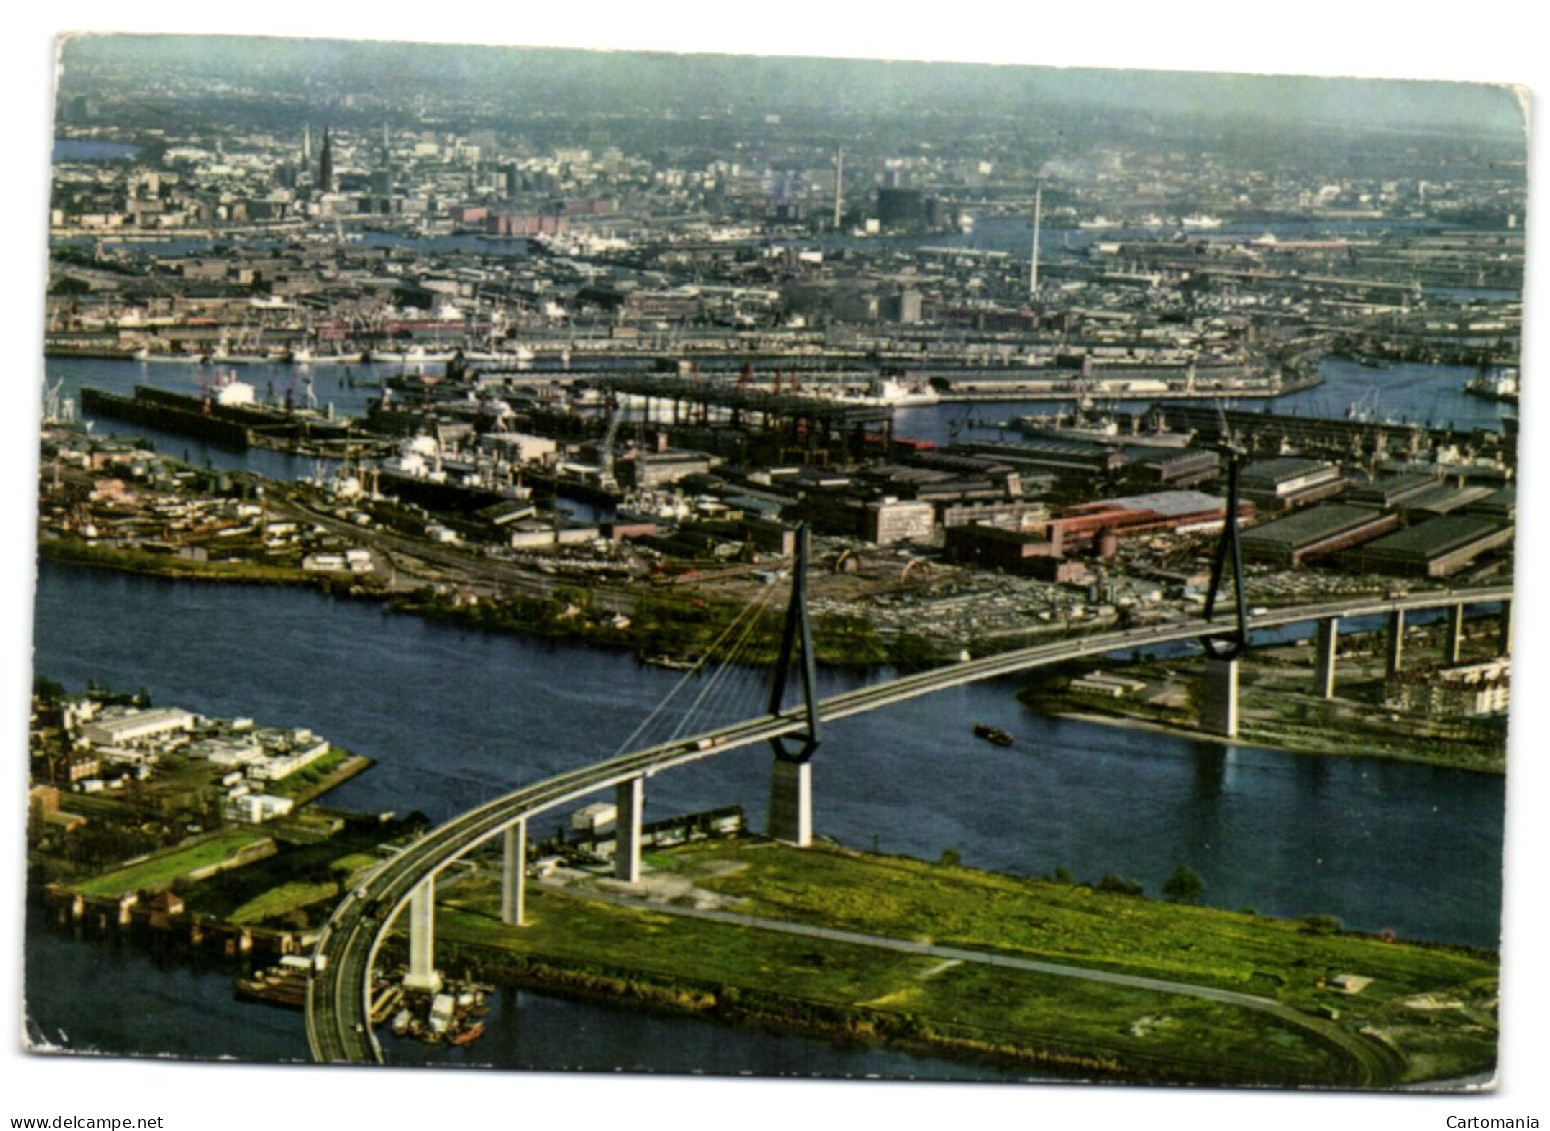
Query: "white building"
81 706 196 748
224 792 295 824
570 802 617 833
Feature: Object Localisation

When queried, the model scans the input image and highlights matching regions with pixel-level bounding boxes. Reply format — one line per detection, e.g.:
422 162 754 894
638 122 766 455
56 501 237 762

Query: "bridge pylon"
1199 441 1251 662
403 877 442 993
767 523 820 846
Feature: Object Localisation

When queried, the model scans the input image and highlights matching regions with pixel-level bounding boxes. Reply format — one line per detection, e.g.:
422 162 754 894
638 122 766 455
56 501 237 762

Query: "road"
307 584 1510 1065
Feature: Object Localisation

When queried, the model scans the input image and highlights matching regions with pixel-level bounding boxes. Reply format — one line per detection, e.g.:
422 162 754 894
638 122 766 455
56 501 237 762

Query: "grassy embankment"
219 851 381 926
73 827 275 898
261 747 373 802
40 537 317 586
425 840 1496 1087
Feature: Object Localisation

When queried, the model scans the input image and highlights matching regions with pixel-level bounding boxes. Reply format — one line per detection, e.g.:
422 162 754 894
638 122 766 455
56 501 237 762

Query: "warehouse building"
1346 515 1515 578
942 523 1092 583
1129 447 1220 488
1396 483 1498 519
1239 504 1401 567
863 498 937 545
1465 485 1516 522
961 439 1127 479
1347 473 1439 508
1238 457 1349 512
81 706 197 749
1048 490 1250 553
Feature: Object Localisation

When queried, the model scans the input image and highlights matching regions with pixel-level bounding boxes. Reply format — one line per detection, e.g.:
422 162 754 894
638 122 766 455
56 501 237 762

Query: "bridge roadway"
306 585 1511 1064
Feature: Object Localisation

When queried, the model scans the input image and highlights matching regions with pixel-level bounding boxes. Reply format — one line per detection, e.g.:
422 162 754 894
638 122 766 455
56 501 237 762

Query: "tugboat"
973 723 1014 747
1464 367 1519 405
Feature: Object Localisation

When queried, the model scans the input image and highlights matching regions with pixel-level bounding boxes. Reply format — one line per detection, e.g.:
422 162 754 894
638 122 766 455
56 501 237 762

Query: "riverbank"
1016 632 1509 774
39 536 331 589
419 839 1496 1088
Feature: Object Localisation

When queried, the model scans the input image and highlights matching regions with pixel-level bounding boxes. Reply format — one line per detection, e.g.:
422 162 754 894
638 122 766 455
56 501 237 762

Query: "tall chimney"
1030 180 1043 297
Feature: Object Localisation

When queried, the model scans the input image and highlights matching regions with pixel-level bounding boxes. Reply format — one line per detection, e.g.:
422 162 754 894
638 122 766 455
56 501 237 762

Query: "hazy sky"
57 34 1526 140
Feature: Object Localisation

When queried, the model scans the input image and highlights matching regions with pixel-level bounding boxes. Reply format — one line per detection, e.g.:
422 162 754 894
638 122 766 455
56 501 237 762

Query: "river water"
24 555 1506 1073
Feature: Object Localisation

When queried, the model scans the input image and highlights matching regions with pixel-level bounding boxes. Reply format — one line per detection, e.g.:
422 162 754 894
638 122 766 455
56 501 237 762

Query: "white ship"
1181 214 1224 229
834 375 942 407
1464 367 1519 405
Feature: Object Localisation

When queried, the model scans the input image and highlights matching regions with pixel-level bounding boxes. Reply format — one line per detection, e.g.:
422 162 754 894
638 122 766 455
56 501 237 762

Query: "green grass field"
74 828 272 898
427 839 1496 1086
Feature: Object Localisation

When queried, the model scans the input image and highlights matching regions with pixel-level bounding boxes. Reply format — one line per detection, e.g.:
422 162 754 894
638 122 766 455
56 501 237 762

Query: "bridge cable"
610 581 780 756
667 586 781 741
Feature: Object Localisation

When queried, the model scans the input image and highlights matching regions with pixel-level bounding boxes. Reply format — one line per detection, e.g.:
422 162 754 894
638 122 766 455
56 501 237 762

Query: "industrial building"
1347 473 1439 508
1238 457 1349 512
942 523 1092 582
962 439 1127 479
1129 447 1221 488
863 498 937 545
81 706 197 748
618 448 718 490
1465 485 1516 522
1346 515 1514 578
1048 490 1249 553
1393 483 1499 519
1239 504 1401 567
940 499 1051 532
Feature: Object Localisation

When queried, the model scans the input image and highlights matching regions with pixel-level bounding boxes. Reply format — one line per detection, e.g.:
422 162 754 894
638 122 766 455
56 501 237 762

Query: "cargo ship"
81 378 378 455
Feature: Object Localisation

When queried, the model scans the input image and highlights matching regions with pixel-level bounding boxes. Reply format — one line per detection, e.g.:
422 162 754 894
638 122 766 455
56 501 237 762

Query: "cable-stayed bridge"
305 547 1511 1064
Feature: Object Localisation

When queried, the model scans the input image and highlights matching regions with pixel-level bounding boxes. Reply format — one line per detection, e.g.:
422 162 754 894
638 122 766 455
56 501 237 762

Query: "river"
24 557 1506 1074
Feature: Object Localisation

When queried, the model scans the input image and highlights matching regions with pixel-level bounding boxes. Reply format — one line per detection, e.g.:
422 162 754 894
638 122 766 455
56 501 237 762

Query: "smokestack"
1030 180 1043 297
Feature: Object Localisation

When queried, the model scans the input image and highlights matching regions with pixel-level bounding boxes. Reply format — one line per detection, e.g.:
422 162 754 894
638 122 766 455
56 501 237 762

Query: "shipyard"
18 28 1536 1123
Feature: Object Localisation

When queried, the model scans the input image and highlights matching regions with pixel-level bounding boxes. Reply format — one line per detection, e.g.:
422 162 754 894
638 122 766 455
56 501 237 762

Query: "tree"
1096 873 1144 897
1162 864 1205 905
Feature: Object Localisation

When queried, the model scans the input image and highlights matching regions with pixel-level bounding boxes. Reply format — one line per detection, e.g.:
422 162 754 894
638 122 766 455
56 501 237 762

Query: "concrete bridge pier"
1313 617 1339 699
500 819 527 927
1445 604 1466 666
1386 609 1407 679
768 758 813 847
614 777 644 884
1200 657 1240 738
403 877 442 993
